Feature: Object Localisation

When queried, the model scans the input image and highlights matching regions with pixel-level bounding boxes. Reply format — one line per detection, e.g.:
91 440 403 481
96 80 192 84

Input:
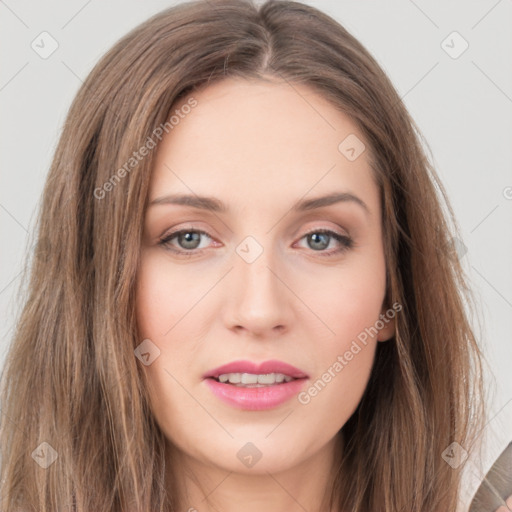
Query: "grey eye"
307 232 330 251
177 231 202 249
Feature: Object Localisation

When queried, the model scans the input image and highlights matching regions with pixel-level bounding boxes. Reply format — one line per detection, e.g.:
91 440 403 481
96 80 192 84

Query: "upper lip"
203 360 309 380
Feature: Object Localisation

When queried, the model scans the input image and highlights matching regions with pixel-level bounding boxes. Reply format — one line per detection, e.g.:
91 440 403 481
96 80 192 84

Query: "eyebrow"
148 191 370 215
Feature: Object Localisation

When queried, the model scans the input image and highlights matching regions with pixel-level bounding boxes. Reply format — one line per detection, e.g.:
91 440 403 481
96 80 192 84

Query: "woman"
0 0 494 510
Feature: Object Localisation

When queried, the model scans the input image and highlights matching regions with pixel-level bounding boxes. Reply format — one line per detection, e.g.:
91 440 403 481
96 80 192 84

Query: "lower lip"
204 378 308 411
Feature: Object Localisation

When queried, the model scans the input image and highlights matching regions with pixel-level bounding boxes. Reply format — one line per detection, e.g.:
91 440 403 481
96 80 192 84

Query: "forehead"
149 78 378 212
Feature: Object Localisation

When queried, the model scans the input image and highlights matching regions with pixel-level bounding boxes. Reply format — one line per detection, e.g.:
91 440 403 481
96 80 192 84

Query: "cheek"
296 272 385 425
135 251 202 339
134 260 189 444
302 250 387 349
134 253 214 433
296 250 386 406
297 340 375 437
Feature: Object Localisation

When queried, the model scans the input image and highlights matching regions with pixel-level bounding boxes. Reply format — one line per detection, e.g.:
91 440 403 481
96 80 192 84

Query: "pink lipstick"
203 359 309 411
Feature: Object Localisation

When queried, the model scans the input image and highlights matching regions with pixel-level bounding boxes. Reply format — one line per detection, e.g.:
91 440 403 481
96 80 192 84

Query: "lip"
202 359 309 380
203 359 309 411
205 378 308 411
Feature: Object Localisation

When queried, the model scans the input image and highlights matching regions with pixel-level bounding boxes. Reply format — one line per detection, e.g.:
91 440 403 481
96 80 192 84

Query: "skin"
135 77 396 512
496 496 512 512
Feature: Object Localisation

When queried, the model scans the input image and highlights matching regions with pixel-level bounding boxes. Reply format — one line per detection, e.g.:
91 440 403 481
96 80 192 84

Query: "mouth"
208 372 301 387
203 359 308 384
202 360 309 410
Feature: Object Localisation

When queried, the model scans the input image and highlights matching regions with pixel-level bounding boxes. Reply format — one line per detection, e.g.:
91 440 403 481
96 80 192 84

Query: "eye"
296 229 353 256
159 229 215 254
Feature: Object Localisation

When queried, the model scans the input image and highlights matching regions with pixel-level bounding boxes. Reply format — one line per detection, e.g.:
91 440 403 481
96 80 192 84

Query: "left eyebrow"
148 191 370 215
293 192 370 215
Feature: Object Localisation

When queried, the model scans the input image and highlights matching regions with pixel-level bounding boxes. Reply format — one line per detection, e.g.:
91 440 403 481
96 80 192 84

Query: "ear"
376 306 396 342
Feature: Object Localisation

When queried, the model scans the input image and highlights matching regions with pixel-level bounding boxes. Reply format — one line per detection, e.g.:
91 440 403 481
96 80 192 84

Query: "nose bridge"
225 234 293 334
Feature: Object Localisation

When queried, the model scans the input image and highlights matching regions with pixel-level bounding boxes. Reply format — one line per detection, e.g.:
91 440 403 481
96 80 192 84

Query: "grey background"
1 0 511 504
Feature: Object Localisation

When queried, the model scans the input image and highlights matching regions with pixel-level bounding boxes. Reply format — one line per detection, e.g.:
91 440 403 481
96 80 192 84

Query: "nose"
222 243 294 338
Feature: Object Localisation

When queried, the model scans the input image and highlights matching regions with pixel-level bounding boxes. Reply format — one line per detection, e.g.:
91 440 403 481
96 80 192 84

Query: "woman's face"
135 77 394 475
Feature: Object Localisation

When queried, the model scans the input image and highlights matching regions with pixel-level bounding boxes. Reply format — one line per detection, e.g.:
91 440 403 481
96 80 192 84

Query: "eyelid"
300 225 349 239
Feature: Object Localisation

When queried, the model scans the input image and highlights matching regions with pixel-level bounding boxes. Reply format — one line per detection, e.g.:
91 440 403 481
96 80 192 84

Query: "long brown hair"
0 0 485 510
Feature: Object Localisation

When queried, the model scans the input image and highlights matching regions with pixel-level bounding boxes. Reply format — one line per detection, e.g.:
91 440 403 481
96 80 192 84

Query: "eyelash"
158 228 354 258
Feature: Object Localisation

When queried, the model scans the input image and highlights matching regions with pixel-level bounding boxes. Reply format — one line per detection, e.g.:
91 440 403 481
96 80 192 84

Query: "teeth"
215 372 296 386
241 373 258 384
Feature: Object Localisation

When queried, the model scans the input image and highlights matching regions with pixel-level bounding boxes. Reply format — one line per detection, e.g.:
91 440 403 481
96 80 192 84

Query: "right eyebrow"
148 194 227 213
